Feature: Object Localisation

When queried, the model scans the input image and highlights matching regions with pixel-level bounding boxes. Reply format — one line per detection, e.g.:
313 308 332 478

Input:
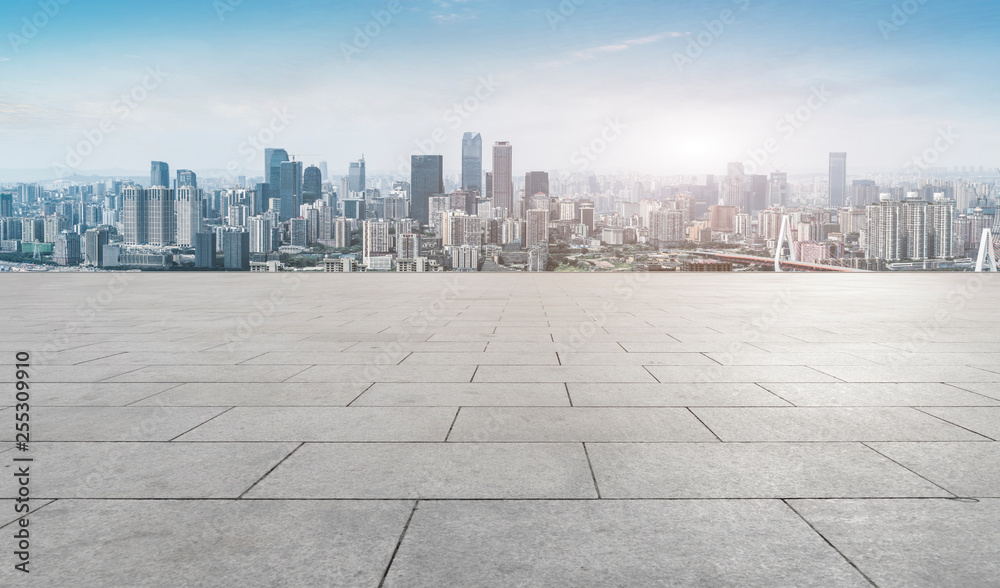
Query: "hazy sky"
1 0 998 178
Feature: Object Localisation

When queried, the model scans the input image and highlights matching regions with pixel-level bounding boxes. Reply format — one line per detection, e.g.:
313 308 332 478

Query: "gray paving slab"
759 382 1000 406
0 499 414 588
176 406 457 441
383 500 871 588
814 365 1000 383
558 352 715 365
130 382 370 406
692 407 991 442
82 351 266 365
647 365 839 383
703 352 876 366
11 407 229 441
869 442 1000 498
448 407 718 442
0 442 297 499
288 364 477 383
103 364 309 383
587 442 950 498
21 383 178 406
0 364 143 383
401 352 560 365
352 383 570 406
568 382 790 406
947 382 1000 401
790 499 1000 588
473 365 657 383
247 443 596 499
487 341 626 353
241 351 409 365
917 407 1000 439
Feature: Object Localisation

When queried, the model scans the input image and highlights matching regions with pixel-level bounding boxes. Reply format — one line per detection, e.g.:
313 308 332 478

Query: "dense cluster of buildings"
1 144 997 272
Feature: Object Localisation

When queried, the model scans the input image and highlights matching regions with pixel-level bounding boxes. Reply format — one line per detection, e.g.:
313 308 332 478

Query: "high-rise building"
525 171 550 203
249 216 275 253
279 160 303 221
492 142 514 217
84 227 109 267
349 157 366 194
410 155 444 226
398 232 421 258
318 161 329 181
721 163 745 209
362 220 392 263
176 169 197 190
484 172 493 201
650 209 686 245
748 175 768 213
829 152 847 208
150 161 169 188
147 187 175 246
122 186 148 245
334 217 350 249
852 180 878 208
53 232 81 266
462 133 483 193
931 200 955 259
525 208 550 249
0 193 13 217
175 187 203 247
303 165 322 204
264 148 289 207
195 232 216 268
222 231 250 270
768 173 788 208
289 218 308 247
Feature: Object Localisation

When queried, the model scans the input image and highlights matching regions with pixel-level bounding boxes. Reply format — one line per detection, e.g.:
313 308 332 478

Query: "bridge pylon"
774 215 797 273
976 228 997 272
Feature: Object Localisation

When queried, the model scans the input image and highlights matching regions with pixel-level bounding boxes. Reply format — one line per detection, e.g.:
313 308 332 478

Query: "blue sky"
1 0 998 177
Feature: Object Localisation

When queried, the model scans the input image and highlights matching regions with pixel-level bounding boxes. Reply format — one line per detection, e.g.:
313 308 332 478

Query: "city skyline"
1 0 998 177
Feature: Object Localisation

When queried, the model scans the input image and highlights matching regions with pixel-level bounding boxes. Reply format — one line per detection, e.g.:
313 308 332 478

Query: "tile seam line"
237 442 305 499
859 442 958 498
910 407 997 441
123 383 187 407
781 499 880 588
376 500 420 588
582 442 602 499
167 406 237 442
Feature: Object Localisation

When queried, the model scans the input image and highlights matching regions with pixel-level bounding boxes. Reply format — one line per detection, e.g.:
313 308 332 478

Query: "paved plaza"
2 273 999 587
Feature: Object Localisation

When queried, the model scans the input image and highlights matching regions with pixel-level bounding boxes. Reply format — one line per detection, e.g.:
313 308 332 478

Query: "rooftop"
2 273 999 587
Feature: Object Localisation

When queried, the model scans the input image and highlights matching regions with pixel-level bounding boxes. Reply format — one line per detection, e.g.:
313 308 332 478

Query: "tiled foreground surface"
1 273 999 587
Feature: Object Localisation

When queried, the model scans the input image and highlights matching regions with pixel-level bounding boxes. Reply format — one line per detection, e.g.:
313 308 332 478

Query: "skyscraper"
318 161 329 181
176 169 197 189
349 157 366 194
525 171 550 198
264 148 289 207
84 227 109 267
122 186 148 245
303 165 322 204
222 231 250 270
279 160 303 221
410 155 444 226
195 232 216 268
0 193 13 217
147 187 175 246
768 172 788 208
462 133 483 193
175 186 204 247
721 162 745 209
492 142 513 218
829 152 847 208
150 161 169 188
